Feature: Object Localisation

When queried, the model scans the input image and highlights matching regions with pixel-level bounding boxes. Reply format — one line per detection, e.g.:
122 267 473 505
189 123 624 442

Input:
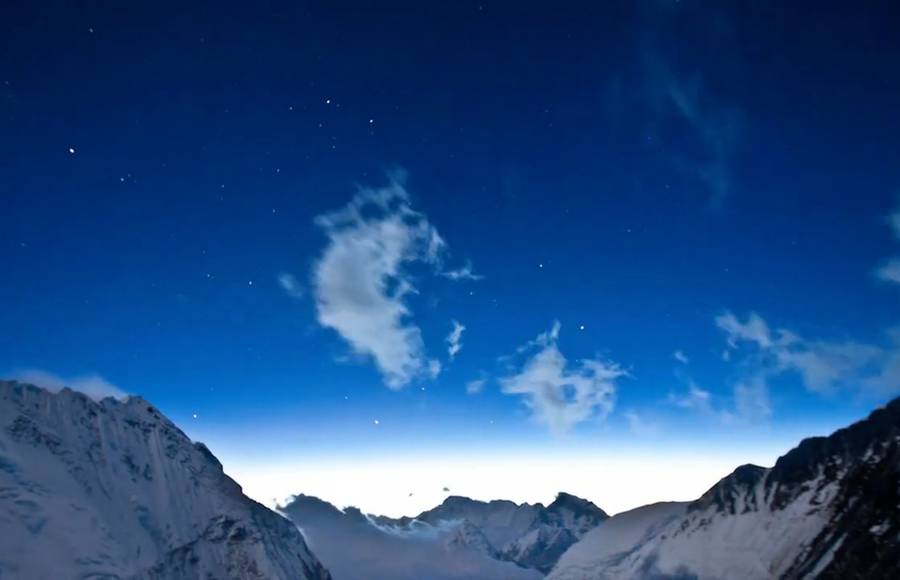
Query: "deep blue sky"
2 1 900 512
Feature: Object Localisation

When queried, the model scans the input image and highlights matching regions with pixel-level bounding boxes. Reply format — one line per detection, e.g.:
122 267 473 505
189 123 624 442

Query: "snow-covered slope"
549 398 900 580
494 493 609 573
0 380 331 580
283 491 607 577
415 496 545 549
280 494 543 580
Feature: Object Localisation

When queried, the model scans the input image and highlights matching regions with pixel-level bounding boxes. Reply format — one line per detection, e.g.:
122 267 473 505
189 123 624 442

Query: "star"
248 280 254 286
373 419 380 425
68 147 75 154
538 263 544 269
579 324 585 331
192 413 198 419
325 98 331 104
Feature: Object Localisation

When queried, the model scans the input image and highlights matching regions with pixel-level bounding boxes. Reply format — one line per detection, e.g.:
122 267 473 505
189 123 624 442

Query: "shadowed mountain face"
0 381 331 580
549 398 900 580
280 494 544 580
281 491 608 578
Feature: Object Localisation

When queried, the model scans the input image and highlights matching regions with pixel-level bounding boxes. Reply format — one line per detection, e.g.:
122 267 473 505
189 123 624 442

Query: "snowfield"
0 380 330 579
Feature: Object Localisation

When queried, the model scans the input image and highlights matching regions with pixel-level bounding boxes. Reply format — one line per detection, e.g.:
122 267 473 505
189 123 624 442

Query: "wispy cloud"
669 309 896 424
311 172 452 389
673 350 689 364
668 380 712 414
500 322 625 434
465 378 486 395
716 311 883 395
642 51 741 207
278 272 305 299
876 258 900 284
624 410 661 437
446 320 465 360
875 207 900 285
729 376 772 423
441 260 483 281
715 311 773 350
10 369 127 401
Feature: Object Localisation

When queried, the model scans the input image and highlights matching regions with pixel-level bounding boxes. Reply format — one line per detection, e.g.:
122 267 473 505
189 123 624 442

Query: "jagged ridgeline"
2 378 899 579
280 491 607 579
549 398 900 579
0 380 331 580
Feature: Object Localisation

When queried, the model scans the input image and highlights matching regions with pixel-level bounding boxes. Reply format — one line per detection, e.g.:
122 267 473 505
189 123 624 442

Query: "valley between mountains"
1 379 898 579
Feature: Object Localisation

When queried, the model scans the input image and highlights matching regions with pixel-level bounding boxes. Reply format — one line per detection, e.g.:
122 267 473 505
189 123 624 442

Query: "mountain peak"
0 380 332 579
547 491 608 518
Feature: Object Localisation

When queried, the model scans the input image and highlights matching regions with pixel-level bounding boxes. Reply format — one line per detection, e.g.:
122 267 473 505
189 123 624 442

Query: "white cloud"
715 311 772 349
465 378 486 395
446 320 465 359
874 206 900 285
441 260 483 281
624 411 660 437
500 322 624 434
889 209 900 239
312 174 472 389
673 350 689 364
427 359 442 380
11 369 127 401
876 258 900 285
277 272 305 298
668 381 713 414
731 376 772 423
668 310 897 424
718 311 883 396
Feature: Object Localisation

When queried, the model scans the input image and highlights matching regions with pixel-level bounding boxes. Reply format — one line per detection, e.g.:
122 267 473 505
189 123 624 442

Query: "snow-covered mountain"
549 398 900 580
414 493 608 573
282 491 608 578
279 494 543 580
0 380 331 580
7 376 896 580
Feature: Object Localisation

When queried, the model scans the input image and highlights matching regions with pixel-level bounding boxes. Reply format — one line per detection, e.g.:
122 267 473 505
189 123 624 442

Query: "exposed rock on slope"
284 491 607 578
280 494 543 580
548 398 900 579
0 380 331 580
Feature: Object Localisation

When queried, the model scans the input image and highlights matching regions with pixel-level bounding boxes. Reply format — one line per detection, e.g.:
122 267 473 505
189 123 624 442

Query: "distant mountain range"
280 490 607 578
1 378 898 579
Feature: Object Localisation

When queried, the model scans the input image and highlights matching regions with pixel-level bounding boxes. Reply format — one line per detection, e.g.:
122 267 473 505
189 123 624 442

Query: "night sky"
3 1 900 515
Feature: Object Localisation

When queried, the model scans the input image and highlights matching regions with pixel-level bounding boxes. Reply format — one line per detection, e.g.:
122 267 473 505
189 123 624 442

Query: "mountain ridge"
282 489 608 576
4 378 899 579
548 397 900 579
0 380 331 580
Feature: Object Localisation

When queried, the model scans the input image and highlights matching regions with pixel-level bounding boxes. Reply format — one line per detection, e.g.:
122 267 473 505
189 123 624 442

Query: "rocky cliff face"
549 397 900 579
0 380 331 580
